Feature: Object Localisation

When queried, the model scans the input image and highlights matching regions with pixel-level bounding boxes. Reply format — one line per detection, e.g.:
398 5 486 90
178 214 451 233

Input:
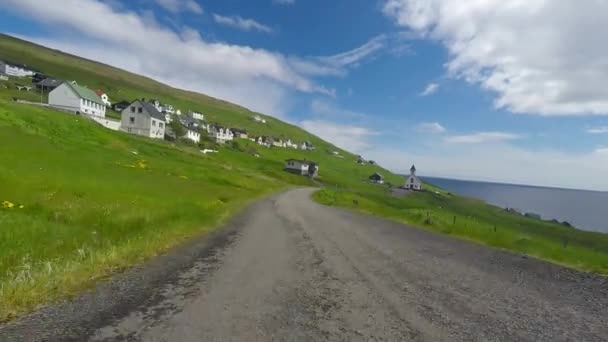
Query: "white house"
120 100 166 139
164 104 175 115
256 136 272 147
285 159 319 178
253 114 266 123
150 99 163 113
48 82 106 117
1 61 35 77
186 129 200 144
273 139 286 148
95 89 112 107
207 125 234 144
190 111 204 121
404 165 422 191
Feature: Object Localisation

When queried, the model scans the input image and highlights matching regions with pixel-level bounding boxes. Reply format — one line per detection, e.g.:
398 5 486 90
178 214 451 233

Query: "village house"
0 73 7 81
164 104 175 115
285 159 319 178
207 125 234 144
253 114 266 123
0 60 35 77
231 128 248 139
273 138 286 148
300 141 315 151
190 111 204 121
36 78 62 93
369 172 384 184
95 89 112 107
185 129 201 144
404 165 422 191
255 136 269 147
150 99 163 113
285 139 298 149
48 81 106 117
112 100 130 112
120 99 165 139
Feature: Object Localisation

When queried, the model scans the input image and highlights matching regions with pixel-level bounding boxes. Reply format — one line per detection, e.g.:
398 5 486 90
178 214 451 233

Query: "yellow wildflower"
19 204 24 209
2 201 15 209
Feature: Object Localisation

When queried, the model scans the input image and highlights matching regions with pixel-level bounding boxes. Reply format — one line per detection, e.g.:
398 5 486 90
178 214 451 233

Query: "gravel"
2 188 607 341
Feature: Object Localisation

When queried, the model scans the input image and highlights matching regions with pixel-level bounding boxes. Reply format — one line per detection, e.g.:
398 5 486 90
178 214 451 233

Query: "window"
411 178 414 183
152 120 156 127
138 107 143 113
131 106 135 113
159 122 164 128
129 117 135 124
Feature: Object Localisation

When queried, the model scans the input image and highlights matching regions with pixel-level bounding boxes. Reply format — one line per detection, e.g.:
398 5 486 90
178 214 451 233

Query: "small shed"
285 159 318 178
369 172 384 184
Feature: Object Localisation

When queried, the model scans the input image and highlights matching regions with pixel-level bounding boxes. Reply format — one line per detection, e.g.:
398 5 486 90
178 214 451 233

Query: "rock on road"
2 188 607 341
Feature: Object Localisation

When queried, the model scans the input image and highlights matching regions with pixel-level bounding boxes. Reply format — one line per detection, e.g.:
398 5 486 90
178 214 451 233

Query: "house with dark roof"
112 100 131 112
285 159 319 178
369 172 384 184
36 78 63 92
48 81 106 117
206 124 234 144
120 99 166 139
231 128 248 139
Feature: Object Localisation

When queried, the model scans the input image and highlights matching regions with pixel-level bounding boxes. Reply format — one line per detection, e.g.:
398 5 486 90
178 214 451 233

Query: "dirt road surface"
2 188 607 341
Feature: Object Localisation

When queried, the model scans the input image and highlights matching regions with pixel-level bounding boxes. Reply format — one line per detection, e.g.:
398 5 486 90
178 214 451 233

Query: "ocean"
424 177 608 233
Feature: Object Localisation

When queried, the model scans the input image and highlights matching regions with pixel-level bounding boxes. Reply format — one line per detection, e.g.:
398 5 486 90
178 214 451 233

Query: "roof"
62 82 104 105
369 172 384 179
286 159 316 165
36 78 63 87
410 164 416 171
113 100 131 106
129 100 165 121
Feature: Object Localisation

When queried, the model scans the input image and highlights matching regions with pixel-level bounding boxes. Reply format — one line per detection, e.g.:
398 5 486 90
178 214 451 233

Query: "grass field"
1 33 608 322
313 187 608 275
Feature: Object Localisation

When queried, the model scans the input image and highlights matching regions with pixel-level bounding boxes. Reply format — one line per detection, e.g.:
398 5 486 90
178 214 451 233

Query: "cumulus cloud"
587 127 608 134
416 122 445 134
212 14 273 33
444 132 521 144
155 0 203 14
300 120 377 152
1 0 348 117
383 0 608 116
419 83 439 96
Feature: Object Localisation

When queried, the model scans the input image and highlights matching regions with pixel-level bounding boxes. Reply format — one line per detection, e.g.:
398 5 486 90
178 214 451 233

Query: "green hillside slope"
1 34 607 322
0 34 405 320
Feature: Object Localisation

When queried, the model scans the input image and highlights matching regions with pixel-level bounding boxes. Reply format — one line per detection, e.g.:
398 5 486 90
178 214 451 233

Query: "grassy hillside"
1 33 607 322
0 35 406 321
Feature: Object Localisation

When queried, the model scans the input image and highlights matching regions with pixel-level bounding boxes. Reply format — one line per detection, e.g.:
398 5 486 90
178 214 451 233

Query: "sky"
1 0 607 190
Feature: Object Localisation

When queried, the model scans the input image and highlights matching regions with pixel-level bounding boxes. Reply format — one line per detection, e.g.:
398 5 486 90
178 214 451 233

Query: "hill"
0 34 405 321
1 34 608 322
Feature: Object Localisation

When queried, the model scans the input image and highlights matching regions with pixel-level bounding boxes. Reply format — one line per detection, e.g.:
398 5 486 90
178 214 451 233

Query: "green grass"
1 33 608 322
313 187 608 275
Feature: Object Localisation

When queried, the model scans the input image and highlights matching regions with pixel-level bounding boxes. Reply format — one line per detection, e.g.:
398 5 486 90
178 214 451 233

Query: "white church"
404 164 422 191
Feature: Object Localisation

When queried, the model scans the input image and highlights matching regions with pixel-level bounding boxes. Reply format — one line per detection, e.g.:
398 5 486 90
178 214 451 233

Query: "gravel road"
2 188 607 341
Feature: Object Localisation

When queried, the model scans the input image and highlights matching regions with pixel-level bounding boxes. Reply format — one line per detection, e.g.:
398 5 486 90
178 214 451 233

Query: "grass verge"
313 188 608 275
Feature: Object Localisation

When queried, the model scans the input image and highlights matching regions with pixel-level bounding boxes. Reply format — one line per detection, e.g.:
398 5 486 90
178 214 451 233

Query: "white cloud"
383 0 608 116
212 14 273 33
416 122 445 134
155 0 203 14
310 99 366 119
365 143 608 191
300 120 377 153
587 127 608 134
419 83 439 96
318 35 387 69
2 0 342 117
444 131 521 144
273 0 295 5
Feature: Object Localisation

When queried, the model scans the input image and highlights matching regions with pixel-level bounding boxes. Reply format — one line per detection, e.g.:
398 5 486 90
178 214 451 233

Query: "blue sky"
1 0 608 190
